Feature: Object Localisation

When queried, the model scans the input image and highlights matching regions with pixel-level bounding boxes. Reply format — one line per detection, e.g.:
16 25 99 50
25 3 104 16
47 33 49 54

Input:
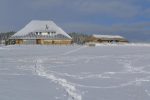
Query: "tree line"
0 32 15 45
68 32 93 44
0 31 15 40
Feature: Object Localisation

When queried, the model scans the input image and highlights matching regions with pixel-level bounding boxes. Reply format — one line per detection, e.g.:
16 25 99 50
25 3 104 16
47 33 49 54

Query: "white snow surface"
93 34 124 39
12 20 72 39
0 44 150 100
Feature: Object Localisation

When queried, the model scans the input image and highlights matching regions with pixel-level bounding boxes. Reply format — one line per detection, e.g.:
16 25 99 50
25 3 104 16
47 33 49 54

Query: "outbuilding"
87 34 129 44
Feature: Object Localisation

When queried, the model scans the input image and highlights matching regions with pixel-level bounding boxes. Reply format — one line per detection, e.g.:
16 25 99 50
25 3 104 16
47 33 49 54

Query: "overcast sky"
0 0 150 41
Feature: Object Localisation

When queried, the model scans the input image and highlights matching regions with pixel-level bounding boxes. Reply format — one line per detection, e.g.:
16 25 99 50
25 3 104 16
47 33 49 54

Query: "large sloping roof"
11 20 72 39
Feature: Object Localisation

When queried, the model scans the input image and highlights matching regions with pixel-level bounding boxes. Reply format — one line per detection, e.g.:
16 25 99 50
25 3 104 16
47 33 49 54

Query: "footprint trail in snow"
35 59 82 100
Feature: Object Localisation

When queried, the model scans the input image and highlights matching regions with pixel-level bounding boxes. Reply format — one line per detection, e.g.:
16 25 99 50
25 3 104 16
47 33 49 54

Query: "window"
36 32 38 35
51 31 56 34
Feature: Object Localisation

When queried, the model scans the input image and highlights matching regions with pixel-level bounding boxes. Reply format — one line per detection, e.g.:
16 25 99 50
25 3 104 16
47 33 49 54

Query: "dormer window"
52 31 56 34
36 32 38 35
35 31 55 36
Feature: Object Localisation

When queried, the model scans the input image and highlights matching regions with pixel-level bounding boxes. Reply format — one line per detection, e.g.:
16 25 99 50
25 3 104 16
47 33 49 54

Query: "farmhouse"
9 20 72 45
87 34 129 44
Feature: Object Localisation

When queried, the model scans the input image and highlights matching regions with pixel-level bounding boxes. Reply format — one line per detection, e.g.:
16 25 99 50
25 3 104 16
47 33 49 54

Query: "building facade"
87 34 129 44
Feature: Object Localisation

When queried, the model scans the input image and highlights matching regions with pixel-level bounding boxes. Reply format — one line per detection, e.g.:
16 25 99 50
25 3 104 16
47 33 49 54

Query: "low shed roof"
93 34 124 39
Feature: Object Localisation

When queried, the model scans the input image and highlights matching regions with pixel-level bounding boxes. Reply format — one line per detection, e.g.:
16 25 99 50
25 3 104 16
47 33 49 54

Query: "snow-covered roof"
12 20 72 39
93 34 124 39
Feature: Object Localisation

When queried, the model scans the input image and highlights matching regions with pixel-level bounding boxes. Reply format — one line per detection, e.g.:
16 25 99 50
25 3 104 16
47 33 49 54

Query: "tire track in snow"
35 59 82 100
71 76 150 89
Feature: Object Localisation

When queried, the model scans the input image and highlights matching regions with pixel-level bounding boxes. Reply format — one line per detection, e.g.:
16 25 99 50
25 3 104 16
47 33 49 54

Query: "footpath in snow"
35 58 82 100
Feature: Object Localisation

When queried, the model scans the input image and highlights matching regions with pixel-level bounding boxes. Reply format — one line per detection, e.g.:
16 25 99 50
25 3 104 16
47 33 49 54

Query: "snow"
0 44 150 100
93 34 124 39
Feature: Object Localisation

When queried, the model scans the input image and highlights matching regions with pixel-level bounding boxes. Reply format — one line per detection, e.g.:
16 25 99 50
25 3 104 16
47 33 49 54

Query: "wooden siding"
36 39 43 44
36 39 72 45
15 39 23 44
14 39 72 45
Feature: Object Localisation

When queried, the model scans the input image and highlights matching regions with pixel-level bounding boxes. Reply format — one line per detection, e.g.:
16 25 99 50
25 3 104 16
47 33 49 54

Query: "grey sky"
0 0 150 41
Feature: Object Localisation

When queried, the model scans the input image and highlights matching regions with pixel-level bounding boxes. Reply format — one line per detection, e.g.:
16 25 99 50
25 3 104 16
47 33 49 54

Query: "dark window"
52 31 56 34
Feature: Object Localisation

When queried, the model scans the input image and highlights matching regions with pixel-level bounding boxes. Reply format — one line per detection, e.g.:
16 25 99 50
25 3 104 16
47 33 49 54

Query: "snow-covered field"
0 44 150 100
